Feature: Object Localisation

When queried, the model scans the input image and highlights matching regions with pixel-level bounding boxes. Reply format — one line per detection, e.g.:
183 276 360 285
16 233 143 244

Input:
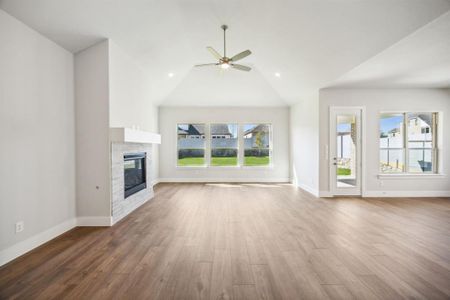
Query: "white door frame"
329 106 365 196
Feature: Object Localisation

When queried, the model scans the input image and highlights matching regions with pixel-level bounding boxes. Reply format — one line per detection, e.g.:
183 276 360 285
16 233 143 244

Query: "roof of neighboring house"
410 115 431 127
178 124 205 136
244 124 269 136
211 124 232 135
388 128 400 134
178 128 188 135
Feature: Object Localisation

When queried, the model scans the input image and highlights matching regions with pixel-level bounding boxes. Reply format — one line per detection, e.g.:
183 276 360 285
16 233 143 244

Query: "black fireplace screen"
124 152 147 198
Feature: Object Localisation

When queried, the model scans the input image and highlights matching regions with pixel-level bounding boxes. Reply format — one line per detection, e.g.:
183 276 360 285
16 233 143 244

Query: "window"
210 124 238 166
243 124 272 166
177 124 206 166
380 112 437 174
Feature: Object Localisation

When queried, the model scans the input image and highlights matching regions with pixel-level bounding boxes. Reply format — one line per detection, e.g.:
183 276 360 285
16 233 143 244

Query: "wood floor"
1 183 449 299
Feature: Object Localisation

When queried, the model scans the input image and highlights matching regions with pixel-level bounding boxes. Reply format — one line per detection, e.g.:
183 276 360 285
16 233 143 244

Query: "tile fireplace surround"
111 142 153 224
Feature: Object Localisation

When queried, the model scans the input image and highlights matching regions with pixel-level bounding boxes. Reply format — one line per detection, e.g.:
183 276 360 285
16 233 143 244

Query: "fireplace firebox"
124 152 147 198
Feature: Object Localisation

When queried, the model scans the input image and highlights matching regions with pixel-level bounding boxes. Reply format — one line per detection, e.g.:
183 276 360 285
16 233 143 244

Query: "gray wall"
109 41 159 182
290 98 320 194
75 41 111 218
159 107 290 182
319 88 450 195
0 10 75 251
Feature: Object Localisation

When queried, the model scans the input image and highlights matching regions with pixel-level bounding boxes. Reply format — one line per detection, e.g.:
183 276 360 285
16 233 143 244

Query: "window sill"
176 165 274 170
209 165 241 169
241 165 274 169
377 173 446 179
176 165 208 169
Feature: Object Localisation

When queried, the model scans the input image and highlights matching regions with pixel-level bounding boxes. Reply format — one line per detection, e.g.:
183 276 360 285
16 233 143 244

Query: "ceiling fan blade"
230 50 251 62
207 47 222 60
231 64 251 72
195 63 218 67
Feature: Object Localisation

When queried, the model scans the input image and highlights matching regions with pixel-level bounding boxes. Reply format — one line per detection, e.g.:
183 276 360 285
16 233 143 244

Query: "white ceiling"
1 0 449 106
328 11 450 88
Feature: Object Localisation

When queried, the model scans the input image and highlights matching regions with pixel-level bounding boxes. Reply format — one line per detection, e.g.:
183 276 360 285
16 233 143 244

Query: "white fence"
178 138 266 149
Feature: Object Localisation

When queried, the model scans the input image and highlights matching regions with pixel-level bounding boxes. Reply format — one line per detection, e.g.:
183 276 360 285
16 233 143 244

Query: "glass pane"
380 149 404 173
336 114 356 188
409 149 433 173
407 113 433 149
243 124 271 166
380 113 404 173
211 124 238 166
380 113 404 148
177 124 205 166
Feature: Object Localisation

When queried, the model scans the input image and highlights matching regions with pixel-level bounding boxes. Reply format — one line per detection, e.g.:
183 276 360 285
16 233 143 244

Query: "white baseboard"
77 216 112 226
0 218 77 267
151 178 160 185
363 190 450 197
319 191 333 197
298 183 319 197
318 190 450 197
158 178 290 183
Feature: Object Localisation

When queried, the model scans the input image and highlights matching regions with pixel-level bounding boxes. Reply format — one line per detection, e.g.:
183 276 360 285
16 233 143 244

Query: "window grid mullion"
404 112 408 173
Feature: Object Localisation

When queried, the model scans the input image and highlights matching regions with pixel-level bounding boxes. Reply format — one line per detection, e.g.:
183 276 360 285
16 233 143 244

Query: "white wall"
319 88 450 196
75 40 111 220
109 42 159 181
290 98 320 195
0 10 75 262
159 107 290 182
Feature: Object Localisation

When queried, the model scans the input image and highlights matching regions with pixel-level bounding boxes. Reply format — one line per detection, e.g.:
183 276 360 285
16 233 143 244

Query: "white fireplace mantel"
110 127 161 144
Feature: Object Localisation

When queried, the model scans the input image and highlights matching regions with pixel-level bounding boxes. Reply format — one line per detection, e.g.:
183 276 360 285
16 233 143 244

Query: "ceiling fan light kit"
195 25 252 72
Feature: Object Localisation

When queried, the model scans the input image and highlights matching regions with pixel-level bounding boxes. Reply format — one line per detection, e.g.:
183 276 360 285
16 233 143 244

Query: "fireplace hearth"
124 152 147 198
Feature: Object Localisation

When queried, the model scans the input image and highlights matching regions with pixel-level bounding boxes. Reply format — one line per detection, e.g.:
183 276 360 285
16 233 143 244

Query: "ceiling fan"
195 25 252 72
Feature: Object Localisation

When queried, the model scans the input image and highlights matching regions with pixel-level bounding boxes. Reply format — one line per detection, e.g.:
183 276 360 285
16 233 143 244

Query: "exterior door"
330 107 362 195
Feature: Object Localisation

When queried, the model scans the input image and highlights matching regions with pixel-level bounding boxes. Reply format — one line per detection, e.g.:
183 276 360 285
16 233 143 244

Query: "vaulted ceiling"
1 0 449 106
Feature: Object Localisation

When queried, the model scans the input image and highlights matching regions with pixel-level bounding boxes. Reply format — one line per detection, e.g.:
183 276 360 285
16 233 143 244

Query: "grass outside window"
337 168 351 176
178 156 270 167
177 157 205 166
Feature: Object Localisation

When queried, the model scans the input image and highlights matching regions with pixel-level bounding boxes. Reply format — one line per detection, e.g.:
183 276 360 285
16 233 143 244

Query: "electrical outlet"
15 221 24 233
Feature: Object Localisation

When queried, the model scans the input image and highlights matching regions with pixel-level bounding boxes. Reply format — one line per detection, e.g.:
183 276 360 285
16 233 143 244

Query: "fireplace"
124 152 147 198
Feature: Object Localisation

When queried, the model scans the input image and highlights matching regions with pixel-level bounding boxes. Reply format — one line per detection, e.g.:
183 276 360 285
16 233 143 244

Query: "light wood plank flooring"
1 183 449 299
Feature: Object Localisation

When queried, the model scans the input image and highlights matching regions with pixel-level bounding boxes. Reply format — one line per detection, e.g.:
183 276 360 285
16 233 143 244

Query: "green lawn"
244 156 270 166
177 157 205 166
337 168 351 175
211 157 238 166
178 156 270 166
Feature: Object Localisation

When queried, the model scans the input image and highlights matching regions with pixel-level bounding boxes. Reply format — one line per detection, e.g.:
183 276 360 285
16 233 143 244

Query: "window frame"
209 123 240 167
379 112 438 175
175 122 274 169
242 123 273 168
176 123 207 168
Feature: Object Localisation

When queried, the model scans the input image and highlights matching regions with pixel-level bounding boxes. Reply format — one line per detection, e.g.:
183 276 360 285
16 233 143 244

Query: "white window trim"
210 123 240 167
176 123 207 168
242 123 273 168
378 173 446 179
378 111 441 177
175 122 274 168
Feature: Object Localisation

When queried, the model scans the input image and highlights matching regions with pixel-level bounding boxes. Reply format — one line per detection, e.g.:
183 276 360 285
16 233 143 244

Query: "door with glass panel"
330 107 362 195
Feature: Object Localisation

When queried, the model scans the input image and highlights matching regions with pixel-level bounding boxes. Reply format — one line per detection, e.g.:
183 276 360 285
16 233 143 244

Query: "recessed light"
168 73 174 78
275 72 281 77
